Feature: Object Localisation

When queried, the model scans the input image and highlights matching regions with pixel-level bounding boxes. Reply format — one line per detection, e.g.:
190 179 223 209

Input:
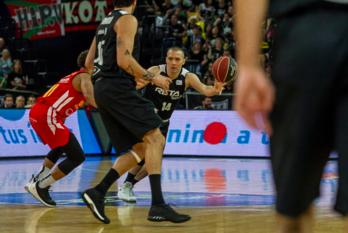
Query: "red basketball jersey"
36 70 86 118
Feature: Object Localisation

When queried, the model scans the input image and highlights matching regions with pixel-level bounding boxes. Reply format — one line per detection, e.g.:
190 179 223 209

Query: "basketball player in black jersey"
118 46 226 202
234 0 348 232
81 0 190 224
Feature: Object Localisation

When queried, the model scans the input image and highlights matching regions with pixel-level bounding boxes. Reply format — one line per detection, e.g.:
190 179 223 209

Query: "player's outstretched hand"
234 66 274 135
214 81 227 95
153 74 172 94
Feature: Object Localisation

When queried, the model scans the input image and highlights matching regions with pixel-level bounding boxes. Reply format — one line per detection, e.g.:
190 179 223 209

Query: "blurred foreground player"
118 46 226 201
26 50 97 207
234 0 348 232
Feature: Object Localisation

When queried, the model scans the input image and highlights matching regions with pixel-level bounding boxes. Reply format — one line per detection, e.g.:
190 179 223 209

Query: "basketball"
212 56 238 83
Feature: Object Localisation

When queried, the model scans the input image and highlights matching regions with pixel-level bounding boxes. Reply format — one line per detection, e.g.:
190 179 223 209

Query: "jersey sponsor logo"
101 16 113 25
58 78 70 84
176 80 183 85
97 28 107 35
93 67 101 76
65 108 74 116
155 87 182 100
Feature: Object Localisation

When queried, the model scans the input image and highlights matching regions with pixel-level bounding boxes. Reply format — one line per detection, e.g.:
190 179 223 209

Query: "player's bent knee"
69 151 85 167
132 143 146 160
144 129 165 147
130 150 142 163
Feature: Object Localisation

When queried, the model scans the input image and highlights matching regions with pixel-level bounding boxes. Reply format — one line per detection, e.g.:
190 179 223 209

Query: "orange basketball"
212 56 238 83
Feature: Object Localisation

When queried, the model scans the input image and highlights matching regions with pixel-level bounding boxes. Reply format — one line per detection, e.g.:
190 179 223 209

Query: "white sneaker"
118 182 136 202
24 174 37 193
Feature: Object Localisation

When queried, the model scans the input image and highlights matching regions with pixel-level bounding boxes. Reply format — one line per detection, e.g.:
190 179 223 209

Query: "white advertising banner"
163 111 270 156
0 109 101 157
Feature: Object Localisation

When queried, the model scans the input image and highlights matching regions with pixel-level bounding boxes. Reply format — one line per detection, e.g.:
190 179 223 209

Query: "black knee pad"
137 159 145 166
46 148 64 164
57 133 85 175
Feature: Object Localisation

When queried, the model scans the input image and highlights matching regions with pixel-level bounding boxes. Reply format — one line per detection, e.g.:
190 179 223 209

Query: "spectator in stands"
7 60 26 90
194 96 214 110
0 49 12 79
178 0 196 15
15 95 25 109
25 95 36 108
187 40 208 78
185 15 198 37
0 38 9 57
0 75 7 89
223 49 232 57
223 80 234 93
227 5 234 16
163 14 187 57
208 37 224 62
215 12 233 42
172 6 187 25
208 25 224 48
203 62 214 77
0 94 15 109
202 75 214 86
214 0 229 19
205 23 213 37
201 61 214 82
156 0 176 16
202 37 211 53
197 0 215 25
185 25 205 51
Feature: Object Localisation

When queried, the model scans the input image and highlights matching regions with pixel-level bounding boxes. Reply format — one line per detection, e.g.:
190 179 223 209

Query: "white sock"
39 174 56 188
36 166 51 180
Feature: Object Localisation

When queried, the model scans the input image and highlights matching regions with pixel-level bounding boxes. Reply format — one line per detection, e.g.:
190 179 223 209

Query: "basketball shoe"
148 204 191 223
81 188 110 224
24 174 37 193
118 182 136 202
28 180 56 207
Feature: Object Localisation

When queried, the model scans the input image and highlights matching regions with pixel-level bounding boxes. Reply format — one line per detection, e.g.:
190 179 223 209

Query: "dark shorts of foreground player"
94 77 163 155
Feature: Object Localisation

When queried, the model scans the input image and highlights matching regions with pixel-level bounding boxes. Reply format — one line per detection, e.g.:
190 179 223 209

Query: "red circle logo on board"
203 122 227 145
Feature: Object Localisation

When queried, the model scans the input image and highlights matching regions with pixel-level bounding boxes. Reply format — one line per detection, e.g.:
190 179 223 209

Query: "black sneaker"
148 204 191 223
28 180 56 207
81 188 110 224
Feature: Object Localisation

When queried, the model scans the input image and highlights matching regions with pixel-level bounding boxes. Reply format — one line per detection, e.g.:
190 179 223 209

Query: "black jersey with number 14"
91 10 140 83
144 64 189 120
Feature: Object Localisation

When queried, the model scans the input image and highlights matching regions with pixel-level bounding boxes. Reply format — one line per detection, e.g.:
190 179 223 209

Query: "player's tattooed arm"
141 71 155 81
116 37 122 48
125 65 135 75
125 49 130 55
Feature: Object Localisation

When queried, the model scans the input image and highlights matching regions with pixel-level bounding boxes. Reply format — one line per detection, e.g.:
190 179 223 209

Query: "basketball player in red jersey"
25 50 97 207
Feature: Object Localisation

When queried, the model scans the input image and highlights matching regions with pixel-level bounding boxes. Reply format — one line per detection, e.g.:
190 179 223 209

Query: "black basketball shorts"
269 2 348 217
94 77 163 155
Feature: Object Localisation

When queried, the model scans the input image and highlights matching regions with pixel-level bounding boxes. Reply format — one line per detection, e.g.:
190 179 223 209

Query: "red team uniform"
29 71 86 149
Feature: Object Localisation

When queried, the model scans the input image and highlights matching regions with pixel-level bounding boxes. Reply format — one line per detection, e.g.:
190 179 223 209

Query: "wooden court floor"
0 157 345 232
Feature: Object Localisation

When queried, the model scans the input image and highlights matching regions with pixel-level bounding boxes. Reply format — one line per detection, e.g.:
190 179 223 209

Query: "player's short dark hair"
167 47 185 58
77 50 88 68
112 0 133 8
4 94 13 101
